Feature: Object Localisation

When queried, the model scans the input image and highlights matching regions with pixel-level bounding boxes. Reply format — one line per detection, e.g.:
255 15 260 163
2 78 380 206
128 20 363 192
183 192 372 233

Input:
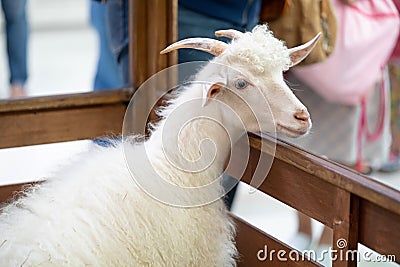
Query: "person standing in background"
90 0 123 90
178 0 261 64
1 0 29 98
104 0 130 86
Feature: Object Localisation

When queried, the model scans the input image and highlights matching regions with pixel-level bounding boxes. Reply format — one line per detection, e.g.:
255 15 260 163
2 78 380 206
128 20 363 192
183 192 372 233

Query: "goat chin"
276 124 310 138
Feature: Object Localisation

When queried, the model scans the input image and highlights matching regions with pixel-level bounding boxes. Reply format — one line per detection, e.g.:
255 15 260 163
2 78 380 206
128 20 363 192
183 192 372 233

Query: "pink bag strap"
348 1 399 18
355 67 387 172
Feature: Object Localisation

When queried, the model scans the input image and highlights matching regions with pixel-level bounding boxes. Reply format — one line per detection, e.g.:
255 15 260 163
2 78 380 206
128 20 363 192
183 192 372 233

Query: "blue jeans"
91 0 129 146
105 0 130 86
90 1 123 90
1 0 28 85
178 4 259 63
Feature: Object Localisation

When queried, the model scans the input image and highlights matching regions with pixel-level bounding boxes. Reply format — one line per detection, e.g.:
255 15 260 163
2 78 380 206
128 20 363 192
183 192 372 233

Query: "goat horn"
160 38 228 56
215 29 244 40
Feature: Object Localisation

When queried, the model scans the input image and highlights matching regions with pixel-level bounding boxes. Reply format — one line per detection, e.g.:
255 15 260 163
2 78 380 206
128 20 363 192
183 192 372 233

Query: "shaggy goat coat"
0 82 238 266
0 25 299 266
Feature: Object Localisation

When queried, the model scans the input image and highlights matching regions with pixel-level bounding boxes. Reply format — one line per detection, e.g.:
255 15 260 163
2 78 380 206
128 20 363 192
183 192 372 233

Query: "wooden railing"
0 89 133 149
0 90 399 266
235 132 400 266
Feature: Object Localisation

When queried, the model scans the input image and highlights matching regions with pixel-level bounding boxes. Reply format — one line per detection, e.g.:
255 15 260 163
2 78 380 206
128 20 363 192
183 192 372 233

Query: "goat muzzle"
294 109 310 124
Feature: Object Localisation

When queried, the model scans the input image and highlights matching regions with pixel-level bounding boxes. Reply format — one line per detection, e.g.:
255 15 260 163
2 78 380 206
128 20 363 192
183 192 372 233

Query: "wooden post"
332 189 359 267
129 0 177 88
128 0 177 130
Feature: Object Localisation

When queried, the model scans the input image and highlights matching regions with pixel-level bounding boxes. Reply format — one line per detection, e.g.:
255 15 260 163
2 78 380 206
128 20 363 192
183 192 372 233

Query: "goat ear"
288 32 322 67
202 83 224 107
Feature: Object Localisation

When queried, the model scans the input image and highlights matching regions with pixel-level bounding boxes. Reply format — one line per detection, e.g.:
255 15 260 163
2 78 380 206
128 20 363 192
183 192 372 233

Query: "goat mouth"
276 124 308 137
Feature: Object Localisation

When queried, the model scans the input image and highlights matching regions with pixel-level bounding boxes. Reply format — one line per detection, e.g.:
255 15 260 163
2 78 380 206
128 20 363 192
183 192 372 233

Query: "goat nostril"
294 110 309 122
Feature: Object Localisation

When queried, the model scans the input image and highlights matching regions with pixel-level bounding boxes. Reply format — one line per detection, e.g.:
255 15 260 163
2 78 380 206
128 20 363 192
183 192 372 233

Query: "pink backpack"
293 0 400 105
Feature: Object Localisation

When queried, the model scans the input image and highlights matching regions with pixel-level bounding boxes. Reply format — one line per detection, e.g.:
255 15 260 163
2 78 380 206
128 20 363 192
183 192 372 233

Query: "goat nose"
294 109 310 123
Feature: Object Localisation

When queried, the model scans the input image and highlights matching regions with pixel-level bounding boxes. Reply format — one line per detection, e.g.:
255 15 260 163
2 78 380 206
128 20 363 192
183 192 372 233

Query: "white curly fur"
0 87 237 266
225 25 291 74
0 24 315 266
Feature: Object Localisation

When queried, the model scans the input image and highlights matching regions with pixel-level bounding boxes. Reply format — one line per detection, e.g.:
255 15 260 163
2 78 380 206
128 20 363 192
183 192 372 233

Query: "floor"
0 1 398 266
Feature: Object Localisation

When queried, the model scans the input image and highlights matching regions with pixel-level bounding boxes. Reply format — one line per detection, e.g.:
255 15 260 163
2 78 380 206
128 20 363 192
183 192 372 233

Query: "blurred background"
0 0 95 98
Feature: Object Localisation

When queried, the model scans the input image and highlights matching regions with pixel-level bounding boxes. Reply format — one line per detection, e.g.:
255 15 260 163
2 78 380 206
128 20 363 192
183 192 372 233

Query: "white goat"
0 25 319 266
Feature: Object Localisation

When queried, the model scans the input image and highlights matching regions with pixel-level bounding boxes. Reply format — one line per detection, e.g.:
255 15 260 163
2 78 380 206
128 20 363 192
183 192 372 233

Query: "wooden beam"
0 183 36 205
359 199 400 263
232 214 322 266
129 0 177 124
0 89 133 148
0 88 133 113
331 190 359 267
248 133 400 216
130 0 177 88
238 147 337 226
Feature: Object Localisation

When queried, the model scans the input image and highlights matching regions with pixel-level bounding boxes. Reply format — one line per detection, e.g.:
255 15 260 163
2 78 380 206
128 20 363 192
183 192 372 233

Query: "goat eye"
234 79 248 89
